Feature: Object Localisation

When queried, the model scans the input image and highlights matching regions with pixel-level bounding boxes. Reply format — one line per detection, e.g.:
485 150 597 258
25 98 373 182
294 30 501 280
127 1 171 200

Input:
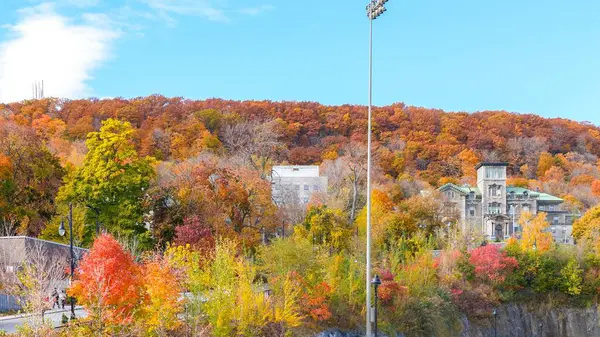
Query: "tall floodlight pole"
365 1 388 336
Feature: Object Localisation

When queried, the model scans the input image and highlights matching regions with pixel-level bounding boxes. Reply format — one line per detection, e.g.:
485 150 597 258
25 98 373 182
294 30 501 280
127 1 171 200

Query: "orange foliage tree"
69 234 145 330
592 180 600 197
140 257 183 335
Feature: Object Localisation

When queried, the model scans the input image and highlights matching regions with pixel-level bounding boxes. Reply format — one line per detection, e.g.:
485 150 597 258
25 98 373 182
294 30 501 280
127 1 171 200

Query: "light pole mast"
365 1 389 336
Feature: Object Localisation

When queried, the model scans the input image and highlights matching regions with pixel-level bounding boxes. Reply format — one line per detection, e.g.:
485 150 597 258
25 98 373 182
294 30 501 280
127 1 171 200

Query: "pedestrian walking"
59 290 66 309
51 288 59 309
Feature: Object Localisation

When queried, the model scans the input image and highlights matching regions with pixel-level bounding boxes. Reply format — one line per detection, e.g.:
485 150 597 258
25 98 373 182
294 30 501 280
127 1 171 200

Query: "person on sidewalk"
59 290 67 309
51 288 59 309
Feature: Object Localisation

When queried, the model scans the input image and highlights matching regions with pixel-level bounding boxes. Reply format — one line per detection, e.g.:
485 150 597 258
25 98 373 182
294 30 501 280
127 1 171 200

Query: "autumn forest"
2 96 600 336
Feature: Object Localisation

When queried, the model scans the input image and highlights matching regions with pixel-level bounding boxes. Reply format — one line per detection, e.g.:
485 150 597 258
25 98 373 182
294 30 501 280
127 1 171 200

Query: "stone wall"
314 304 600 337
461 304 600 337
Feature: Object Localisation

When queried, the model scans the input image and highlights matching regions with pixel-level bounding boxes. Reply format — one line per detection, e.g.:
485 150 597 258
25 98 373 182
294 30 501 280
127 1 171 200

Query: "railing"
0 294 21 312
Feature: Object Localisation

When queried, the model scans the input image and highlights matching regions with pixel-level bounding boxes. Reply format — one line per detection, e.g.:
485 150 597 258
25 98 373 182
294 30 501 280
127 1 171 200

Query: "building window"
553 216 559 225
303 197 309 203
304 185 309 191
510 191 515 199
469 191 475 199
485 167 504 179
488 185 502 197
549 204 556 211
313 185 320 191
523 204 530 213
488 203 501 214
469 206 475 217
294 185 300 191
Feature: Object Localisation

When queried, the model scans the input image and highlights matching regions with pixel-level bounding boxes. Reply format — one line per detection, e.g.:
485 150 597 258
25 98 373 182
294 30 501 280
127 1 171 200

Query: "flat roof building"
271 165 328 206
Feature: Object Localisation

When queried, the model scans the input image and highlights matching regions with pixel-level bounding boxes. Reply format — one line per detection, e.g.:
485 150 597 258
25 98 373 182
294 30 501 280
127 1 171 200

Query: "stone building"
270 165 328 206
439 162 575 242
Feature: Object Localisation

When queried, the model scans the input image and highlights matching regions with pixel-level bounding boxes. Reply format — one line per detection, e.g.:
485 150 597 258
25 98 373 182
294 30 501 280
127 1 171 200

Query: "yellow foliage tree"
519 212 553 252
356 189 394 246
506 177 529 188
572 205 600 251
536 152 555 178
140 257 183 336
166 241 302 337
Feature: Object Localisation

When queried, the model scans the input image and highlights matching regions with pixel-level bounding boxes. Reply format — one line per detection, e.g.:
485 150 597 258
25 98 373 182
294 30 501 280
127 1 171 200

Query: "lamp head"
371 274 382 286
58 219 66 237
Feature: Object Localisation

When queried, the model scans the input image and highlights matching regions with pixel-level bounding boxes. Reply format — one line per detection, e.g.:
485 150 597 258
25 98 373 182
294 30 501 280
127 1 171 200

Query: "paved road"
0 308 87 334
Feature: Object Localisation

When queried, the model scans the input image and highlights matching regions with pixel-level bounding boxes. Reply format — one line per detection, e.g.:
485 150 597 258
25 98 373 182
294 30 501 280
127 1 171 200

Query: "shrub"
561 259 583 296
469 245 518 284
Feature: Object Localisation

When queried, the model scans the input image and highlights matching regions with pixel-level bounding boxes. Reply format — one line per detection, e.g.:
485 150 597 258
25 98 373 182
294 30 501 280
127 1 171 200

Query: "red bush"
174 216 214 253
469 245 518 283
376 269 407 306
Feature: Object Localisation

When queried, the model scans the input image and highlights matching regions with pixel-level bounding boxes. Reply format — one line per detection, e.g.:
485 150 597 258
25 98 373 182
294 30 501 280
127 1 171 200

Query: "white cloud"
64 0 100 7
141 0 229 22
0 3 119 103
238 4 274 16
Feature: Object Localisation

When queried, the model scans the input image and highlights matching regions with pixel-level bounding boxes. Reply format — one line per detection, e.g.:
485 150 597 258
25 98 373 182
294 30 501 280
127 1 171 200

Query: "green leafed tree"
57 118 156 238
298 205 352 252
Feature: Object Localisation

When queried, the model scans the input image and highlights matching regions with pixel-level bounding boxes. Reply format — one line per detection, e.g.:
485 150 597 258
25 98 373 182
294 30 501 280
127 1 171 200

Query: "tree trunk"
350 172 358 224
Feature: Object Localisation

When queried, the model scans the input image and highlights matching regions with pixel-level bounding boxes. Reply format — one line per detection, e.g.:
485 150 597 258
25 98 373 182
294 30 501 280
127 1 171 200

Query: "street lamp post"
365 1 389 336
58 203 76 319
371 275 382 337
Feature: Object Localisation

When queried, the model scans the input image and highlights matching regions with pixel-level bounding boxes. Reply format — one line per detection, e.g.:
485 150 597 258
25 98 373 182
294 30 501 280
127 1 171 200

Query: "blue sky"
0 0 599 125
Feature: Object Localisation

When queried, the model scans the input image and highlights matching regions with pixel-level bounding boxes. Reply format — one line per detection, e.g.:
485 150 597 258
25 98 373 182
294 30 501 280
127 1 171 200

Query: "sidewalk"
0 306 84 322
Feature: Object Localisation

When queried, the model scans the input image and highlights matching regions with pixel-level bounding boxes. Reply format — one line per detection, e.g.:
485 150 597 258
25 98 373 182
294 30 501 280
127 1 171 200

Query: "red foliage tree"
174 215 214 253
469 245 518 284
69 234 144 326
376 269 406 307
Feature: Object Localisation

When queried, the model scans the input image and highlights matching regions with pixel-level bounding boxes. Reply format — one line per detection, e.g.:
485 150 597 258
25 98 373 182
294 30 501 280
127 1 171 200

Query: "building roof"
438 183 481 196
475 162 509 169
439 184 563 202
506 186 540 197
272 165 321 178
536 192 564 202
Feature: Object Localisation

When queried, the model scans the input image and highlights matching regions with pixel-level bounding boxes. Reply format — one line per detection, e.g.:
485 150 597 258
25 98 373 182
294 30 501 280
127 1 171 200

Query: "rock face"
315 304 600 337
313 329 361 337
462 304 600 337
313 328 391 337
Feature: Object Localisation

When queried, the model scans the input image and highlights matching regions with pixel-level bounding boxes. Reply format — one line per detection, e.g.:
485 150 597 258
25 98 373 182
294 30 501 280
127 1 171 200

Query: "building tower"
476 162 509 240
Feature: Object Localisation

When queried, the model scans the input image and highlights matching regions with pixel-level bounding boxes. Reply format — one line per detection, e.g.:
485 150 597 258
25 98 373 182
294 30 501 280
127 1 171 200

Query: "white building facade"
271 166 328 206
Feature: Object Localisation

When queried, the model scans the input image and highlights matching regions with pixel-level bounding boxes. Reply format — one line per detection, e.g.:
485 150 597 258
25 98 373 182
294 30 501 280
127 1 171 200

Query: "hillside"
2 96 599 174
1 96 600 238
